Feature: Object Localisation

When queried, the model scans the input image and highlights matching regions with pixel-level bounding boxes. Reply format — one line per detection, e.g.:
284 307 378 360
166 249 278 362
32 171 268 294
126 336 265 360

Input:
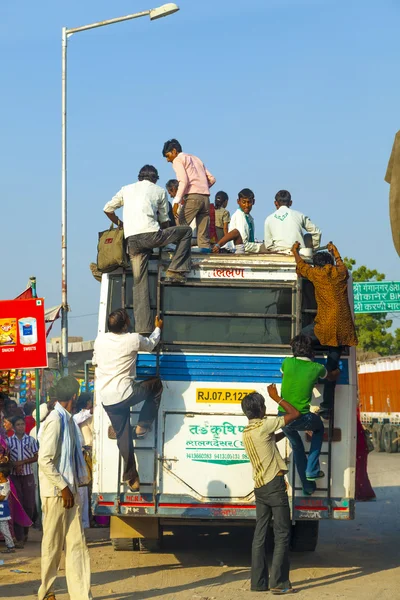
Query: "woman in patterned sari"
0 422 32 545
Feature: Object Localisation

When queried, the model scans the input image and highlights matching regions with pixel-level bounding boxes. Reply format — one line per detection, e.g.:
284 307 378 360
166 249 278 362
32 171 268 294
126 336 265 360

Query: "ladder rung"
294 487 328 492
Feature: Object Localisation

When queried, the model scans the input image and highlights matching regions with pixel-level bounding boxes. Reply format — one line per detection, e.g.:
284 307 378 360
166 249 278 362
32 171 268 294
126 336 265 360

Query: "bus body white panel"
92 256 357 522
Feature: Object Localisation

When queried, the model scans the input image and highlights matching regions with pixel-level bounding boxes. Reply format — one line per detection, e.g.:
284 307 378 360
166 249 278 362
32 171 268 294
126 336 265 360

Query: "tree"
344 258 400 356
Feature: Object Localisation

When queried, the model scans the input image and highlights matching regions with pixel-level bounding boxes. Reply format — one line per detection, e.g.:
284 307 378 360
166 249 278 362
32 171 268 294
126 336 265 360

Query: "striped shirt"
9 434 39 476
242 417 287 488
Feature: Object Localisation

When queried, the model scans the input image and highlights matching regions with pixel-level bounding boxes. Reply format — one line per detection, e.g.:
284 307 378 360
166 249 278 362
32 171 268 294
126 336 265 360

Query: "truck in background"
358 355 400 453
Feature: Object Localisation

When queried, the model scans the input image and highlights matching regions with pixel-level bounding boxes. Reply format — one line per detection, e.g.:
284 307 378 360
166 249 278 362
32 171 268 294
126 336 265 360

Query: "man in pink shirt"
162 139 216 248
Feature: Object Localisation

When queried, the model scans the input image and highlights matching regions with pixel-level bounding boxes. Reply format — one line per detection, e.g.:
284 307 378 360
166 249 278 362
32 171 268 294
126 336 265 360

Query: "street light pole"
61 26 68 375
60 4 179 375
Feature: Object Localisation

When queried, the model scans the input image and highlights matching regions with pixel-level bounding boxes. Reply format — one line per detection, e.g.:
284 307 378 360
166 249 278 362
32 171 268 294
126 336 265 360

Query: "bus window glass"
163 286 292 315
163 315 292 346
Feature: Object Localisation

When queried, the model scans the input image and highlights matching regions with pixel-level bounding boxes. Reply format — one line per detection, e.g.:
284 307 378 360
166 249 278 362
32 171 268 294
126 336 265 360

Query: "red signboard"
0 299 48 369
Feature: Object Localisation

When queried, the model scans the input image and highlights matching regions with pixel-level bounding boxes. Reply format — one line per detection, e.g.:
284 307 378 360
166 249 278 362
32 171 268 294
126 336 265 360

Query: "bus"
92 251 357 552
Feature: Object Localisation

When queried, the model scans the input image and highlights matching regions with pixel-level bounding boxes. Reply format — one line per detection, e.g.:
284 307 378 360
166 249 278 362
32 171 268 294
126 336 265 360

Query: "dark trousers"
127 227 192 333
10 473 36 542
104 377 162 482
302 323 342 411
252 475 292 591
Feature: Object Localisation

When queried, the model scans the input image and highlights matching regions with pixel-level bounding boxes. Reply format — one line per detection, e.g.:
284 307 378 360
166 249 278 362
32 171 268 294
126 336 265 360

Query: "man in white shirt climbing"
103 164 192 334
264 190 321 253
93 309 163 492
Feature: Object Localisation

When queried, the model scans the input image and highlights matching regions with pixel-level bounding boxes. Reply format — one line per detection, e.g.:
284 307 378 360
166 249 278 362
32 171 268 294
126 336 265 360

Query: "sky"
1 0 399 340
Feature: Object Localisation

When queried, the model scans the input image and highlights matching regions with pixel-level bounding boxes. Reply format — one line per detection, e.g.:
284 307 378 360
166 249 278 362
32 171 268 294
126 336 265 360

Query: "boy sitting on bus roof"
292 241 358 419
264 190 321 253
212 188 268 254
280 334 339 495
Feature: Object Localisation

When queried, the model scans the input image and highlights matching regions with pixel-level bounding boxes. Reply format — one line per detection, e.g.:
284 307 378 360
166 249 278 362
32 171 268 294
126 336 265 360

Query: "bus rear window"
162 284 294 352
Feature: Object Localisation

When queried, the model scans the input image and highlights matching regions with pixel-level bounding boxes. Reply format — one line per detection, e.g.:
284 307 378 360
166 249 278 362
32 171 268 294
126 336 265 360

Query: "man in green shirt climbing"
280 334 340 495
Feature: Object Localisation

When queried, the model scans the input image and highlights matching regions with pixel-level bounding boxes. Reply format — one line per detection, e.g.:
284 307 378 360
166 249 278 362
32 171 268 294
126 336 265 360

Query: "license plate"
196 388 254 404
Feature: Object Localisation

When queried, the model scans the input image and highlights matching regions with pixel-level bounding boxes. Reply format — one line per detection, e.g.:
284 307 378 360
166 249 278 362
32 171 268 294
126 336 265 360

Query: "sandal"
126 477 140 492
134 425 152 440
306 471 325 482
44 594 57 600
271 589 297 595
165 270 187 284
1 547 16 554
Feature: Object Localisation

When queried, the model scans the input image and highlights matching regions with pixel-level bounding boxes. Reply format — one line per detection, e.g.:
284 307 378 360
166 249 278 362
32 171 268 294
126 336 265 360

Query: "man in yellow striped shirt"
242 385 300 595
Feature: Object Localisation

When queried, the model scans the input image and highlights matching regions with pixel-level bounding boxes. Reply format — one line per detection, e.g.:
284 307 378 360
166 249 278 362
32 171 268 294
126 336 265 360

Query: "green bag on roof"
97 225 128 273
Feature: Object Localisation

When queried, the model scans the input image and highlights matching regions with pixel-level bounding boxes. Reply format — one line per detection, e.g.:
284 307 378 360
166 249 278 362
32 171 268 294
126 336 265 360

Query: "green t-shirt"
279 357 327 415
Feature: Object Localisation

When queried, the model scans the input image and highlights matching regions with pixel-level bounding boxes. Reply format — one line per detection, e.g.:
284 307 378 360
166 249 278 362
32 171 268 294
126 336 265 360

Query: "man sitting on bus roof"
264 190 321 253
292 241 358 419
212 188 268 254
103 165 192 334
280 334 339 495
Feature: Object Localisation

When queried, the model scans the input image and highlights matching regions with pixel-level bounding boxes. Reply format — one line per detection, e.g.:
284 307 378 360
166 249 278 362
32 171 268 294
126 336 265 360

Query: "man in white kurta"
38 376 92 600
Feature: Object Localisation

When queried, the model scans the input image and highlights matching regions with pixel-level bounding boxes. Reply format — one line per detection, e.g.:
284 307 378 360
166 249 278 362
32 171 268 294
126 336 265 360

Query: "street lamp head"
149 3 180 20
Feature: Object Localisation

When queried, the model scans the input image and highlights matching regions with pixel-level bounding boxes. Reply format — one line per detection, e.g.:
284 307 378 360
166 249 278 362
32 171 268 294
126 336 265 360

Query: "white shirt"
103 180 170 238
229 209 262 253
74 410 93 447
93 328 161 406
264 206 321 252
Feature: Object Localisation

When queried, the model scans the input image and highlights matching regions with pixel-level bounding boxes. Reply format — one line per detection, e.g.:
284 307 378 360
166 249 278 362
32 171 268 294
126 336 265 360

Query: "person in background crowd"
74 393 93 447
9 416 38 546
166 179 179 223
264 190 321 253
47 387 58 408
242 386 300 595
104 164 193 332
163 139 216 248
30 403 52 441
74 393 94 529
93 310 163 492
355 406 376 501
0 425 9 462
0 463 16 554
0 393 8 421
3 416 14 438
38 376 92 600
213 189 268 254
292 241 358 419
0 422 32 544
212 191 230 242
23 402 36 435
280 335 339 495
5 400 22 419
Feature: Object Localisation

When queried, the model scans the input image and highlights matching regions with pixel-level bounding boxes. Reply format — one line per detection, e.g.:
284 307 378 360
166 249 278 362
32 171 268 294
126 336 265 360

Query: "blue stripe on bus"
137 354 350 384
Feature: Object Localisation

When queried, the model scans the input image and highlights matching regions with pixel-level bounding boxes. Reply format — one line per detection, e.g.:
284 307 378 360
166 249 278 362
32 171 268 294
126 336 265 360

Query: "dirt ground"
1 452 399 600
